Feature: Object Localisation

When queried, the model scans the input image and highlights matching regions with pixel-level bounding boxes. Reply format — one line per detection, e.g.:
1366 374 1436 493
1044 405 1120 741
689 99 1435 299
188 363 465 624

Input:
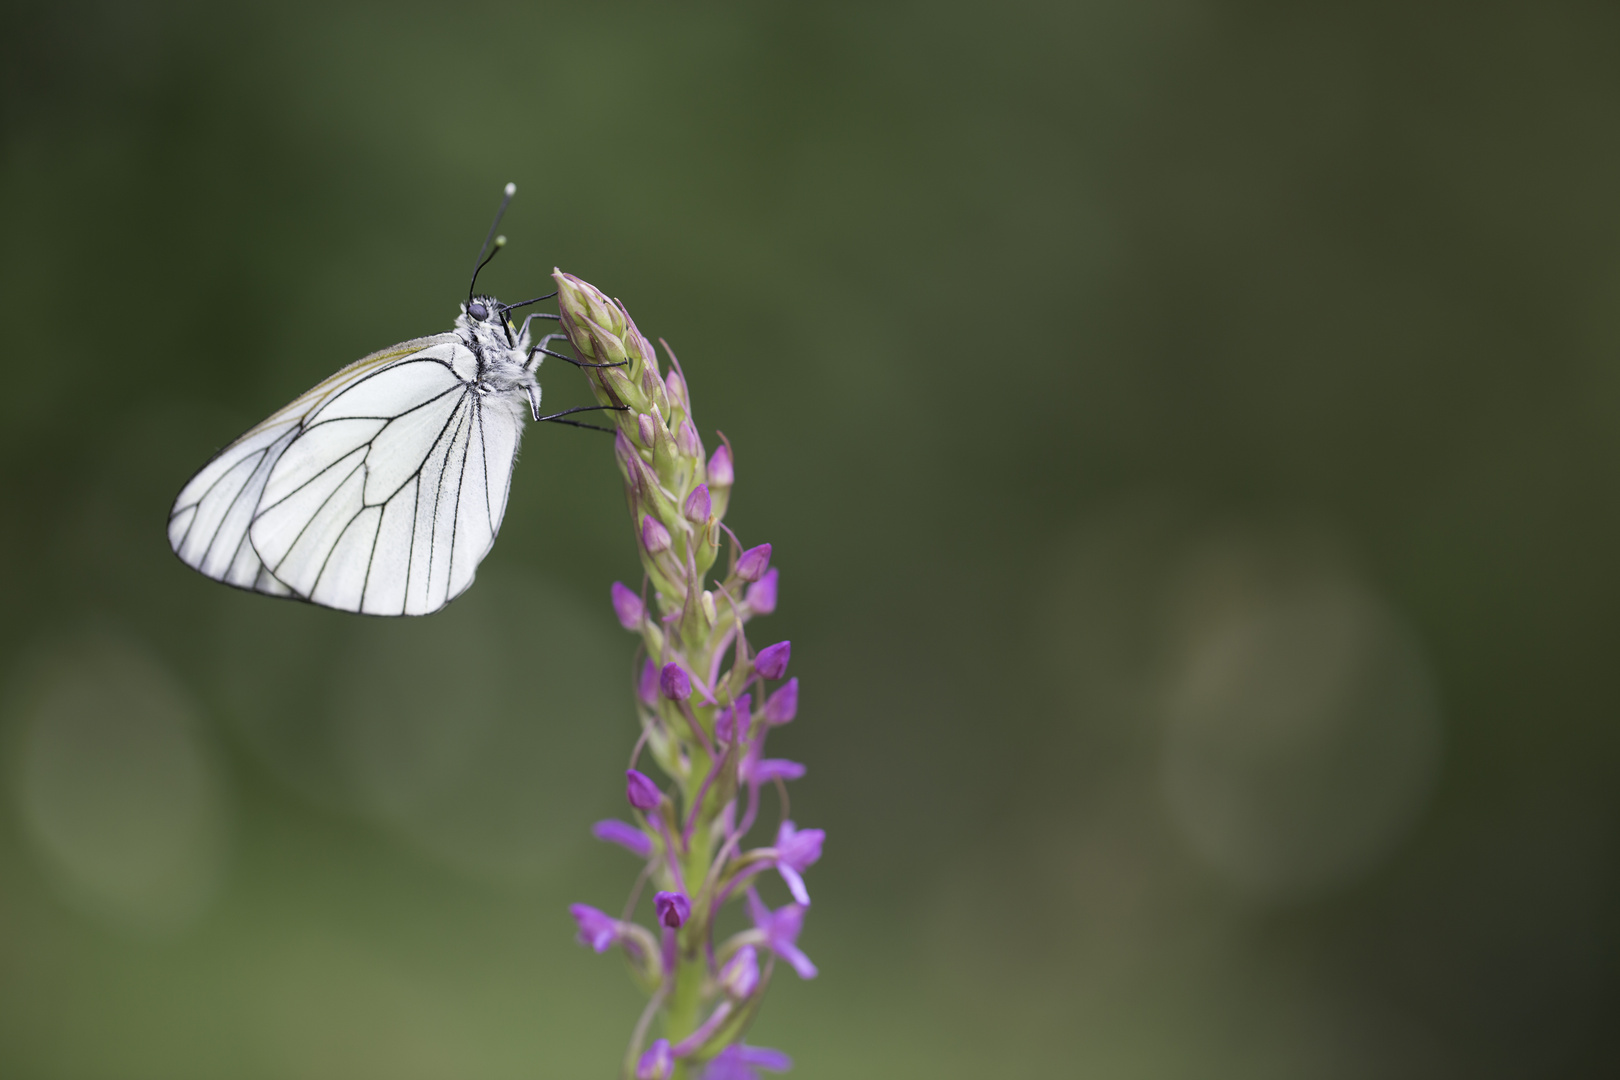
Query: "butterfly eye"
468 302 489 320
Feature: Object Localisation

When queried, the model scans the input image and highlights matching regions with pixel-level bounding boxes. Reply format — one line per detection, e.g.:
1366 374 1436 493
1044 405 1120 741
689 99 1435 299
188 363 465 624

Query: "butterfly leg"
527 333 630 371
515 312 562 345
532 403 630 432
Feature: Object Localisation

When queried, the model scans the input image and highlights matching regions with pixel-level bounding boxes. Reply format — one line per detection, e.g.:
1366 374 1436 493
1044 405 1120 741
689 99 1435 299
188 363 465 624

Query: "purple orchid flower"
699 1044 794 1080
636 1039 674 1080
655 890 691 929
719 945 760 999
569 903 624 953
746 888 817 979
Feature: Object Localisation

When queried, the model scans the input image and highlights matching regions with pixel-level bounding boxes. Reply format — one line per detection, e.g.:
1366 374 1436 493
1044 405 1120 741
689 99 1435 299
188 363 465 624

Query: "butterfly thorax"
455 294 536 398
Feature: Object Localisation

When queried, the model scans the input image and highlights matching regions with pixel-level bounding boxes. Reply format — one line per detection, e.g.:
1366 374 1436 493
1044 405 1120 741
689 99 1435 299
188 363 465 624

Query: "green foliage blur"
3 1 1618 1076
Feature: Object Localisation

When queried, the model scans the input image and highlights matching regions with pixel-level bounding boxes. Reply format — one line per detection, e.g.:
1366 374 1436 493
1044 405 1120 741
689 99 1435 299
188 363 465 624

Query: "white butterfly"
168 184 615 616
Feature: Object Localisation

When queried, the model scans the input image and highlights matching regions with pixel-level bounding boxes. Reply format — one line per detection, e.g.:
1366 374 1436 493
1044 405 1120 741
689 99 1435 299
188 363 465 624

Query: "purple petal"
747 758 805 785
683 483 712 523
591 819 654 858
745 887 771 930
778 864 810 906
776 937 818 980
707 444 734 486
626 769 662 811
754 640 791 680
745 568 777 615
611 582 644 630
735 543 772 582
660 662 692 701
637 413 657 449
699 1044 794 1080
715 705 735 743
763 678 798 724
734 1045 794 1071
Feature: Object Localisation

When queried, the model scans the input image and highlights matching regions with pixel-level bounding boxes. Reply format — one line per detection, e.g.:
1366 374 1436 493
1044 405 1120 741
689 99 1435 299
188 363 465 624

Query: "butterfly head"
462 294 500 325
457 294 530 362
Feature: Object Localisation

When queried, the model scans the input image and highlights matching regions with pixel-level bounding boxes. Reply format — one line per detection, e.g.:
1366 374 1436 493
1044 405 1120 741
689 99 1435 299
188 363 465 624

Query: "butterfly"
168 183 620 616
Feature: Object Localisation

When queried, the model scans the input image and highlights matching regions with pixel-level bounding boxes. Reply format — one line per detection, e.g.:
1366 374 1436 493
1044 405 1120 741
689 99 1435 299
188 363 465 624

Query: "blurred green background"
3 1 1619 1076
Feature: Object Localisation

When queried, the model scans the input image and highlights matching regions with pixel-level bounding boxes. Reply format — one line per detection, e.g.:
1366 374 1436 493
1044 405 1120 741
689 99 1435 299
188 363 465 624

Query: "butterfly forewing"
169 332 525 616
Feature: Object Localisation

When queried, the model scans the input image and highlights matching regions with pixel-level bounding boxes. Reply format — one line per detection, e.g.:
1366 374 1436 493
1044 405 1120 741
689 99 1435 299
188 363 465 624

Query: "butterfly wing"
170 334 527 615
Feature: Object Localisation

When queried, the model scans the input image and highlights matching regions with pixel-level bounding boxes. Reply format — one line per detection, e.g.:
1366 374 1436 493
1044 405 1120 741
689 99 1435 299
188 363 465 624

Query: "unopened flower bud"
610 582 643 630
720 946 761 999
626 769 662 810
683 484 711 524
700 589 718 625
553 271 625 351
614 430 639 482
735 543 772 582
638 413 657 448
637 658 660 707
660 662 692 701
635 1039 673 1080
665 370 688 410
641 515 671 553
654 890 691 929
707 443 734 486
676 419 701 459
746 568 778 615
755 641 791 680
642 364 667 410
764 678 798 724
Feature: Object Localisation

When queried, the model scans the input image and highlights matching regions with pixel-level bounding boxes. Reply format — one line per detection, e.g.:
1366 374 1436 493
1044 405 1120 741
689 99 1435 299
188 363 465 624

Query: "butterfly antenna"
469 181 517 302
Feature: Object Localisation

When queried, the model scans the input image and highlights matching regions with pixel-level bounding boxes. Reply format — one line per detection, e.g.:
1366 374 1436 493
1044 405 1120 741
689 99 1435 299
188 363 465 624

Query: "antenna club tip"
504 182 517 196
494 234 507 247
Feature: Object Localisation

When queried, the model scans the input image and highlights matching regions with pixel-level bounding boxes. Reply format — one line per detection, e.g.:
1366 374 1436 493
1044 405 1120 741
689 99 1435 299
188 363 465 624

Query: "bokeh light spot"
4 628 230 933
